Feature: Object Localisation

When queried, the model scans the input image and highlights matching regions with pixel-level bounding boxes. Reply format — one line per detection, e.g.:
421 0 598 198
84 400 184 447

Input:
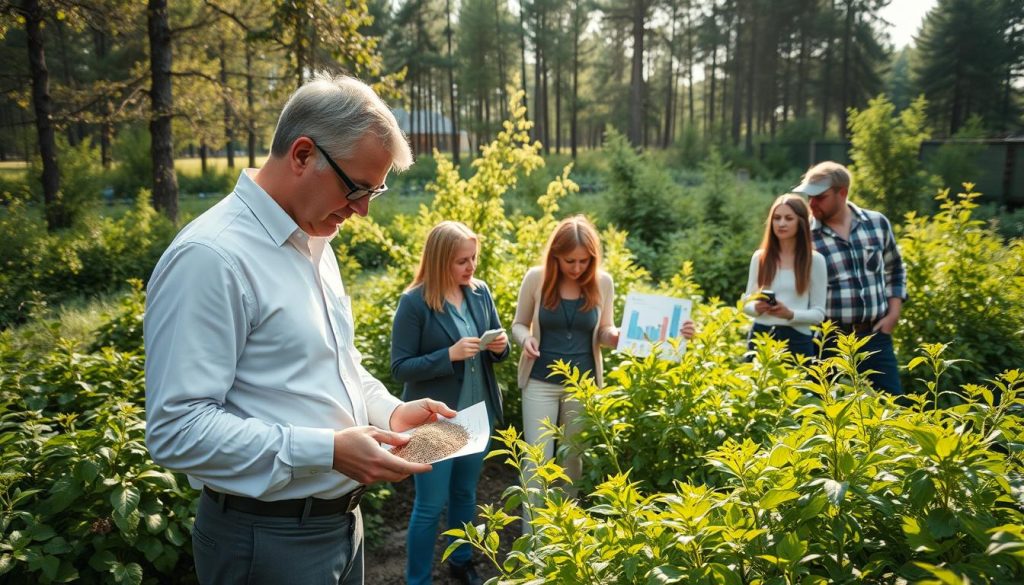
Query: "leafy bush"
175 169 234 197
26 136 107 226
925 115 987 194
109 127 153 200
848 94 937 219
449 339 1024 584
897 185 1024 390
0 326 197 584
0 192 176 329
600 127 691 273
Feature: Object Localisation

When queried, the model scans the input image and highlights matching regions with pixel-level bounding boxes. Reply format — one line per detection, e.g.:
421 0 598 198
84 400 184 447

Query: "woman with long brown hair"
743 194 827 358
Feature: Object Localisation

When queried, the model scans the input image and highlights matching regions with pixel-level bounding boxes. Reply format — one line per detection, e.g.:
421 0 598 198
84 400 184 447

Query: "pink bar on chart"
659 317 668 341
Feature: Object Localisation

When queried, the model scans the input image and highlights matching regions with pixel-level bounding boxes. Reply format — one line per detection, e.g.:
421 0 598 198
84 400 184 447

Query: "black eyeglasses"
311 140 388 202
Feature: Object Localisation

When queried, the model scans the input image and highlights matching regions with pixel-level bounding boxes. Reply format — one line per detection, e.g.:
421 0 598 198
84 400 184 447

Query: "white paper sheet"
387 401 490 464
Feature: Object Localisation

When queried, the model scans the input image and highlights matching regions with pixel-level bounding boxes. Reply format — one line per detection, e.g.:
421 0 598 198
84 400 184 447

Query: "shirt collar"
810 202 869 234
233 169 301 248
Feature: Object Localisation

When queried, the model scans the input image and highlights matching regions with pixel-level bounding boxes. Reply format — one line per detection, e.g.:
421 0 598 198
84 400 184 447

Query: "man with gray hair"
144 73 454 583
791 161 907 395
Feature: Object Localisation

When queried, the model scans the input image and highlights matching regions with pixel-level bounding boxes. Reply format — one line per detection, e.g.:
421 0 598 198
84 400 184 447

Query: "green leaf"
647 565 686 584
74 460 100 484
40 554 59 581
144 512 167 534
136 535 164 562
820 479 849 507
135 469 176 490
38 476 81 516
111 561 143 585
777 532 806 563
111 485 141 518
926 508 958 540
29 523 56 542
0 554 12 576
165 523 186 547
759 489 801 510
42 537 71 555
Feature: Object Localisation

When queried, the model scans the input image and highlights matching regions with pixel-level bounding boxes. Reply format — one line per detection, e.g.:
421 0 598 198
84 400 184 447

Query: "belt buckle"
345 485 366 513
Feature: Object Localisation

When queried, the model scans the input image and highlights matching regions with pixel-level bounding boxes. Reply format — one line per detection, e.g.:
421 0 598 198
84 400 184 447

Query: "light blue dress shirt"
144 169 402 501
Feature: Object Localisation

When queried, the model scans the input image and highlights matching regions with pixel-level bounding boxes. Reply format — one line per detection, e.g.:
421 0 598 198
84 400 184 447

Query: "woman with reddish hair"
512 215 693 491
743 194 827 359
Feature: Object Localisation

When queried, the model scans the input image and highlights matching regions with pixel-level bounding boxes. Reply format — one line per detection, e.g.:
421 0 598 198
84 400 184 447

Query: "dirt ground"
364 457 522 584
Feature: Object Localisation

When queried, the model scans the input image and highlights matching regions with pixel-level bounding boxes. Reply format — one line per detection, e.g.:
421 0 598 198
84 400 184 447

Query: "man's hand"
332 426 431 484
873 313 898 334
389 398 457 433
873 298 903 334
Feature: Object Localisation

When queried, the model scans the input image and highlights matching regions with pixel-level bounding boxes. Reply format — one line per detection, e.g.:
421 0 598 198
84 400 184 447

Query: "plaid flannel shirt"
811 203 907 325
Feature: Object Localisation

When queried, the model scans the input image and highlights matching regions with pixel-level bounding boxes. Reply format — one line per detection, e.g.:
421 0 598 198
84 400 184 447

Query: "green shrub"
925 115 987 195
848 94 937 219
110 127 153 199
897 185 1024 390
0 328 197 584
449 341 1024 584
175 169 233 197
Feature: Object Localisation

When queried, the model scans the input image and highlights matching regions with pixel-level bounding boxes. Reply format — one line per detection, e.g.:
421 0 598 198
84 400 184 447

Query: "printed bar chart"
617 293 693 361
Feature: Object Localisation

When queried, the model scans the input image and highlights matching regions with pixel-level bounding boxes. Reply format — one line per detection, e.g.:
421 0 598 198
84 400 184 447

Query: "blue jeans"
747 323 816 360
825 330 903 395
406 445 488 584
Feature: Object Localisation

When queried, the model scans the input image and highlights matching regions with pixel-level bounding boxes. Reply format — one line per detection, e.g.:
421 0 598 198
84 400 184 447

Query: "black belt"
203 485 365 518
837 321 876 334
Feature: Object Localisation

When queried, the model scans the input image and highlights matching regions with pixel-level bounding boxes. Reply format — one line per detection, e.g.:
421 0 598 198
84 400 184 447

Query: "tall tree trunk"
93 26 113 169
24 0 67 230
495 0 507 120
796 18 808 119
662 3 678 148
686 1 695 125
555 38 562 154
628 0 646 147
730 14 743 146
446 0 460 165
744 4 756 154
246 38 256 168
821 0 835 134
519 0 529 120
571 0 580 159
839 0 853 137
148 0 179 222
221 38 235 169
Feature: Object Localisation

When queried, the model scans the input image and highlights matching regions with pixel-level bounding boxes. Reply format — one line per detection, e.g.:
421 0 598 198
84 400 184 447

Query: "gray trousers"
192 491 364 584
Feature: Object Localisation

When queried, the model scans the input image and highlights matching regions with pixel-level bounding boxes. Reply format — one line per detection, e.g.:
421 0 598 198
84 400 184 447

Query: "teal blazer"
390 281 508 424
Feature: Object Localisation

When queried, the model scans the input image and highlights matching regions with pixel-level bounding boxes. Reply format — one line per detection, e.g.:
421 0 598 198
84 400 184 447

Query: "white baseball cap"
789 177 834 197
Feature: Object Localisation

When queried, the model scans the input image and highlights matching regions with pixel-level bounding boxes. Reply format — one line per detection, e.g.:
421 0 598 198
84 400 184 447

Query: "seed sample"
390 420 469 464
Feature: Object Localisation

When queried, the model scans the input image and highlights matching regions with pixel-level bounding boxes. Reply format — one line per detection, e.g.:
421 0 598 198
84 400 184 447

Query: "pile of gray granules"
390 420 470 464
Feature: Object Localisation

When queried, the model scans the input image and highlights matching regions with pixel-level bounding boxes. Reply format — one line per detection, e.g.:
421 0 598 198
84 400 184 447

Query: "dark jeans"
747 323 816 360
824 329 903 395
192 490 363 585
406 445 489 584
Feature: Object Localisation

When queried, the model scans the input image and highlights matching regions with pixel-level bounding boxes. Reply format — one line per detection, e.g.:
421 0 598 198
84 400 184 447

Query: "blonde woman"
390 221 508 585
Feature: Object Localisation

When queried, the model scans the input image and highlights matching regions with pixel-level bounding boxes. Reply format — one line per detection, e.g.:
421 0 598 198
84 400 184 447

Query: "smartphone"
478 328 505 349
763 290 777 306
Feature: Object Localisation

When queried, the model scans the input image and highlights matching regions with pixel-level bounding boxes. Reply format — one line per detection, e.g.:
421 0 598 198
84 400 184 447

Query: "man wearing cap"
791 161 907 395
144 73 456 584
